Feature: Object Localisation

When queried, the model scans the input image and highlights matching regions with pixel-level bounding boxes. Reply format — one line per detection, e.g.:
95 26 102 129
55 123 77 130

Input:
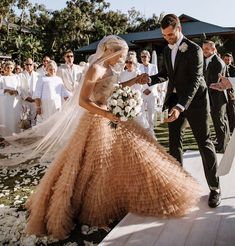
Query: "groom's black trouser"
167 97 220 190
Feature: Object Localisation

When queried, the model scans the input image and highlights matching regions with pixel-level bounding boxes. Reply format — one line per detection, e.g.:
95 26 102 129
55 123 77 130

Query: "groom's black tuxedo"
150 37 219 190
152 38 208 111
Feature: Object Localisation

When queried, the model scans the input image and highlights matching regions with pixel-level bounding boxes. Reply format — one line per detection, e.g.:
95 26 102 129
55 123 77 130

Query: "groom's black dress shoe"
208 190 221 208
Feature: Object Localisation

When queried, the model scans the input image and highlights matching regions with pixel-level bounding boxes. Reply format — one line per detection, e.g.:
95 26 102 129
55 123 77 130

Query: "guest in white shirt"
37 55 51 77
119 52 150 130
139 50 158 132
0 61 22 136
34 60 70 123
57 49 83 95
19 58 39 126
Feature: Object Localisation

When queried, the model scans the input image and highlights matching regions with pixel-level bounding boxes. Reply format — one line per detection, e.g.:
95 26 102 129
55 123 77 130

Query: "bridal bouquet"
107 84 143 128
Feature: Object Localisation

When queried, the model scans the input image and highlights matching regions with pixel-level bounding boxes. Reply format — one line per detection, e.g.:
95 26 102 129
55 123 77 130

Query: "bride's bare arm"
79 65 119 122
121 73 149 87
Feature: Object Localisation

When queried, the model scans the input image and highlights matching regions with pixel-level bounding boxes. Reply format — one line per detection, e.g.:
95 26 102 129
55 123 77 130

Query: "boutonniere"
178 42 188 52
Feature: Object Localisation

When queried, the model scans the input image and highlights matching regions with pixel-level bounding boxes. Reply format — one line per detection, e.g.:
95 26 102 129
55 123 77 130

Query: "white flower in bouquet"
107 84 143 128
129 98 137 107
117 98 124 107
113 106 122 115
120 116 128 121
112 93 119 99
110 99 118 106
125 106 131 113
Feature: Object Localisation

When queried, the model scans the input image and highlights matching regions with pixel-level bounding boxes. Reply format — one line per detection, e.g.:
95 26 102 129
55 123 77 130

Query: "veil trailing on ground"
0 35 128 167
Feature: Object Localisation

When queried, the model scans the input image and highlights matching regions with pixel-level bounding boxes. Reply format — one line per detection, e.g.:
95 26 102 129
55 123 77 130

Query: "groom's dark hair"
161 14 181 29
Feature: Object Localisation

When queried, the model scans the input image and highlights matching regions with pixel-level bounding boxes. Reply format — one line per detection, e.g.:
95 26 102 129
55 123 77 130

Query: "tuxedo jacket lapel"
166 48 174 76
173 38 187 75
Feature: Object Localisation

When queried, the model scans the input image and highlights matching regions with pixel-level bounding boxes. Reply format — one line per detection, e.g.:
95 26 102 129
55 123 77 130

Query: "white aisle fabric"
0 75 22 136
216 77 235 176
216 130 235 176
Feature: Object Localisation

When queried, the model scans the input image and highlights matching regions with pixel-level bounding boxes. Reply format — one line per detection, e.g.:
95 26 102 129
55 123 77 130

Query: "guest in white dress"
0 61 22 136
33 60 70 123
57 50 83 95
119 52 150 130
139 50 158 132
19 58 39 126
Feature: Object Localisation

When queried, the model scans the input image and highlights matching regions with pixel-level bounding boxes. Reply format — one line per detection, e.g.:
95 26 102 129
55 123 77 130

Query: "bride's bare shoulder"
86 64 106 81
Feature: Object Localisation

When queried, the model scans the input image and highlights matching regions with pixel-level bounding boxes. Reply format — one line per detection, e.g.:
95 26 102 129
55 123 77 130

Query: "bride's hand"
104 111 120 124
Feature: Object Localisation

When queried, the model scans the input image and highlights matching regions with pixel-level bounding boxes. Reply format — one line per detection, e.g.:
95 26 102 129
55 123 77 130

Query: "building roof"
79 32 140 52
78 14 235 53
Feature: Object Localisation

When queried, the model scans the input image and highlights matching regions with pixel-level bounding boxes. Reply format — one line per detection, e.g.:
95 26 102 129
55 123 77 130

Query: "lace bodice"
90 74 118 105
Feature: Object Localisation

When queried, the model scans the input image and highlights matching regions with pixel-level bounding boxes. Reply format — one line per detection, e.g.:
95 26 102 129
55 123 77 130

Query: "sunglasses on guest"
66 55 74 58
141 55 147 58
125 61 133 64
25 63 33 66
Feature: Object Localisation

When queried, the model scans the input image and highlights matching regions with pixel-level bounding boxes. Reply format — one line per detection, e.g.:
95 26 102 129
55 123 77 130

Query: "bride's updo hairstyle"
88 35 128 66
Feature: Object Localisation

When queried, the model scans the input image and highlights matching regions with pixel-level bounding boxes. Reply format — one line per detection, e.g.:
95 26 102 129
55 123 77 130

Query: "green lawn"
155 118 216 151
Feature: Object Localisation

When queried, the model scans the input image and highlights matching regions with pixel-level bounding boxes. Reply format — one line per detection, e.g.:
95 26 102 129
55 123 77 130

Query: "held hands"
136 73 149 84
210 74 232 91
164 106 181 123
143 89 151 95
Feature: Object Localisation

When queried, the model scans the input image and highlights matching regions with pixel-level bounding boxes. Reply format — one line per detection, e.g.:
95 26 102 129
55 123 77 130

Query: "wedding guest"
33 60 70 123
148 14 220 208
14 64 22 74
202 40 230 153
0 61 22 136
119 52 150 130
37 55 51 77
57 49 83 95
1 63 6 76
19 58 39 126
139 50 158 132
223 53 235 133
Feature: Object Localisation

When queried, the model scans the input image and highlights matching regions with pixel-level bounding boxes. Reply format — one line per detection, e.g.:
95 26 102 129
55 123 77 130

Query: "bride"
3 35 201 240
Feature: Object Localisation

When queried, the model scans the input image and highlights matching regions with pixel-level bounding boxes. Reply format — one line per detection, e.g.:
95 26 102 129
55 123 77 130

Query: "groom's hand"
165 106 181 123
137 73 149 84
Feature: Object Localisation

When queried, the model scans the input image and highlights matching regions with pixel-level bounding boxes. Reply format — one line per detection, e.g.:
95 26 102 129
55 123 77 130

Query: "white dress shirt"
19 71 39 99
57 64 82 94
205 53 216 69
170 33 184 69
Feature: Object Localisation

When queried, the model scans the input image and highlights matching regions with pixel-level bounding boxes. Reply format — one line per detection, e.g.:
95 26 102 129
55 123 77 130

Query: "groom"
148 14 221 207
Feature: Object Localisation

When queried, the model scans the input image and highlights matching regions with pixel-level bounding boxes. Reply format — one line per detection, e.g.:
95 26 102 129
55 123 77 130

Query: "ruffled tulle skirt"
25 112 201 239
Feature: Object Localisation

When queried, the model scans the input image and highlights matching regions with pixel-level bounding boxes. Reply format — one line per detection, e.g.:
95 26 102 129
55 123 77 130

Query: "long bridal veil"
0 35 128 167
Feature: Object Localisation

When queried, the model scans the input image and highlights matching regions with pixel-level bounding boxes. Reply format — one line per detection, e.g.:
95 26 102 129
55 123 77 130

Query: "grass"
155 117 216 151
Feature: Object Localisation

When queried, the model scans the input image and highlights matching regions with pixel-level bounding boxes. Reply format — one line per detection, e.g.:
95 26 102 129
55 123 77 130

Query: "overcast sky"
29 0 235 27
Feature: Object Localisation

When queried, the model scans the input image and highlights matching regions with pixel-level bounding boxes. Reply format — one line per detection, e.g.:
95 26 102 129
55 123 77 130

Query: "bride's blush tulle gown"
25 74 201 239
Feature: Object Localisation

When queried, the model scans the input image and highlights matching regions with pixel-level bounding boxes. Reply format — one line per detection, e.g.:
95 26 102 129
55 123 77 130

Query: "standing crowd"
0 42 235 148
